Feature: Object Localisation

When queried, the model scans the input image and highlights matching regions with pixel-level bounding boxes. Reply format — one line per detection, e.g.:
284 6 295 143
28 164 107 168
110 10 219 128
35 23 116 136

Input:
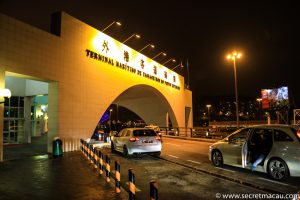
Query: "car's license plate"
143 140 153 143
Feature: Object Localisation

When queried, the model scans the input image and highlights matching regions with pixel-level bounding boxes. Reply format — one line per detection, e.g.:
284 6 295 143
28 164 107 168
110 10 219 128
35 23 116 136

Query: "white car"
209 124 300 180
111 128 162 156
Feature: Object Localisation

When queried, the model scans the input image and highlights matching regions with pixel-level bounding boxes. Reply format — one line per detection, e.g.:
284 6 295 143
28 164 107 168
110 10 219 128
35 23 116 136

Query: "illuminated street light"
171 62 184 70
109 109 113 134
162 58 176 66
256 98 262 120
138 44 155 53
206 104 212 123
102 21 121 33
123 34 140 44
151 51 166 60
226 51 242 128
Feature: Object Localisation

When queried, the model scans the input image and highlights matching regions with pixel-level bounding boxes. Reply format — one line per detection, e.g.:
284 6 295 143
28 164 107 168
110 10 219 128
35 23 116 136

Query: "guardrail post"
90 146 94 164
106 155 110 182
128 168 135 200
98 150 103 174
115 161 121 193
150 180 158 200
94 148 98 169
87 143 91 161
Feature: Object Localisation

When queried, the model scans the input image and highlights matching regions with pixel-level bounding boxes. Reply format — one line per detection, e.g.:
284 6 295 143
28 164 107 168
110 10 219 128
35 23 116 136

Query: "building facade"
0 12 192 161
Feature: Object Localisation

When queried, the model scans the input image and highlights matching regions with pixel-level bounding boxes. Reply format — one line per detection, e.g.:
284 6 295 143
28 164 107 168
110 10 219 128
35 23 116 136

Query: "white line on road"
257 177 291 186
163 143 180 146
215 167 236 173
187 160 201 164
168 155 179 158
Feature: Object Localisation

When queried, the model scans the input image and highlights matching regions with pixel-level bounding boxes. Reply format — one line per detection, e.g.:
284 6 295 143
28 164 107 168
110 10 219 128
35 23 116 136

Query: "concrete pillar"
0 68 5 162
24 97 33 143
47 82 58 153
166 112 169 128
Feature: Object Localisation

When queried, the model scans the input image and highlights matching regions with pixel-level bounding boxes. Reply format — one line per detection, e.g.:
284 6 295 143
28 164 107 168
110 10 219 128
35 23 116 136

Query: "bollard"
150 181 158 200
90 146 94 164
84 141 88 158
128 168 135 200
115 161 121 193
94 148 98 169
106 155 111 182
98 150 104 174
87 143 91 161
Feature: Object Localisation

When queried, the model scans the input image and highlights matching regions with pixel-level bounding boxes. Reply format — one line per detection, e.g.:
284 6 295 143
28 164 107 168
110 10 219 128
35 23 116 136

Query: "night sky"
1 1 299 106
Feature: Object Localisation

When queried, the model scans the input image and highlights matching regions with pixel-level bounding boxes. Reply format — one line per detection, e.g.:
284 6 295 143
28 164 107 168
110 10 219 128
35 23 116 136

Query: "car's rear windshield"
133 129 157 137
290 127 300 142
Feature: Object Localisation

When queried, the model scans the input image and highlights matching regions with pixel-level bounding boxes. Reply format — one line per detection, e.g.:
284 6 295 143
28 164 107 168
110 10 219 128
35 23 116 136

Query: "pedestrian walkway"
1 135 128 200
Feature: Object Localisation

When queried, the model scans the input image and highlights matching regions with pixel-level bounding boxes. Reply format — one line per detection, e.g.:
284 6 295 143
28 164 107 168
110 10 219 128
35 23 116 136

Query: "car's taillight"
155 136 161 141
129 137 140 142
297 131 300 139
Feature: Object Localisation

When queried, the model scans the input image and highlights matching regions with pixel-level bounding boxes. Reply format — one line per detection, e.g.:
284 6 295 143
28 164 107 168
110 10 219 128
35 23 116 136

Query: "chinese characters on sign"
86 38 180 90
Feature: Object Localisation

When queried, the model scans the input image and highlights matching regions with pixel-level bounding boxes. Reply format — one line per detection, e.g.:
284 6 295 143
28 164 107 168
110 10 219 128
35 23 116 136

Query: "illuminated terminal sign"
85 33 181 90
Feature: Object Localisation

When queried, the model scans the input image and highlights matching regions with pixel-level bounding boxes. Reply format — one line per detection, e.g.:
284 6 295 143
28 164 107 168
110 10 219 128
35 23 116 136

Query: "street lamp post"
151 52 166 60
162 58 176 66
138 44 155 53
227 51 242 128
122 34 140 44
102 21 121 33
206 104 212 124
109 108 113 131
256 98 262 121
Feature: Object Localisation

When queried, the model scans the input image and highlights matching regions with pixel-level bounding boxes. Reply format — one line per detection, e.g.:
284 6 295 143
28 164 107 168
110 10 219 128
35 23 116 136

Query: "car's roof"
123 128 154 130
241 124 299 129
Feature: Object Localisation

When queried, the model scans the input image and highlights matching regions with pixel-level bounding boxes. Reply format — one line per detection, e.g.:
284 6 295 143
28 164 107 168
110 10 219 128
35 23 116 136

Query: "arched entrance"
113 84 177 128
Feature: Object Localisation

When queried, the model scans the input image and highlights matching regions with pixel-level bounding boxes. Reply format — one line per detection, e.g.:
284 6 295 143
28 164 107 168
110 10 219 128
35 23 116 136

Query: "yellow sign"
88 33 180 90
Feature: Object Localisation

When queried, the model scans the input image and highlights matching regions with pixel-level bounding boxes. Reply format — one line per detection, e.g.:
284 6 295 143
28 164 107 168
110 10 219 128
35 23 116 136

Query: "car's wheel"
123 145 129 157
111 142 115 152
212 150 223 167
267 158 289 180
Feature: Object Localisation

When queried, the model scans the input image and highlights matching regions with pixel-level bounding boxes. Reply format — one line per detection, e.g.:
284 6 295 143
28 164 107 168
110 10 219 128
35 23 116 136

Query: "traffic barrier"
98 150 104 174
80 139 164 198
90 145 94 164
115 161 121 193
94 148 98 169
150 181 158 200
128 168 135 200
87 143 91 161
106 155 111 182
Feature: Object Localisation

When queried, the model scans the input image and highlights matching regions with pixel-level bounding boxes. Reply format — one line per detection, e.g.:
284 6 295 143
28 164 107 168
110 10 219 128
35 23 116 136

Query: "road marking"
163 143 180 146
187 160 201 164
215 167 236 173
168 155 179 158
126 182 141 192
257 177 290 186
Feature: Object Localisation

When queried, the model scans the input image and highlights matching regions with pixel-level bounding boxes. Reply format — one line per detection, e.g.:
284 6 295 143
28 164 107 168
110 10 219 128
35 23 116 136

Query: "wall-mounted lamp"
102 21 122 33
123 34 140 44
0 88 11 104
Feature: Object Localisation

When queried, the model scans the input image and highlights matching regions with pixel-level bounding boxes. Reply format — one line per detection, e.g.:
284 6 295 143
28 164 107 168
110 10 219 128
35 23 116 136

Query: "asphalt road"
96 137 300 200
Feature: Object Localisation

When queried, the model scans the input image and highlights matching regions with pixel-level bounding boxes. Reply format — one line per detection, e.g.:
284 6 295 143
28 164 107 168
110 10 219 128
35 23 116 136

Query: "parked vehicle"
209 124 300 180
111 128 162 156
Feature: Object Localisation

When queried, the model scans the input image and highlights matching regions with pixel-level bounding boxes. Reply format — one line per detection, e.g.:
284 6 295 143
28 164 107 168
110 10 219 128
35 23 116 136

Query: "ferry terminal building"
0 11 193 161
